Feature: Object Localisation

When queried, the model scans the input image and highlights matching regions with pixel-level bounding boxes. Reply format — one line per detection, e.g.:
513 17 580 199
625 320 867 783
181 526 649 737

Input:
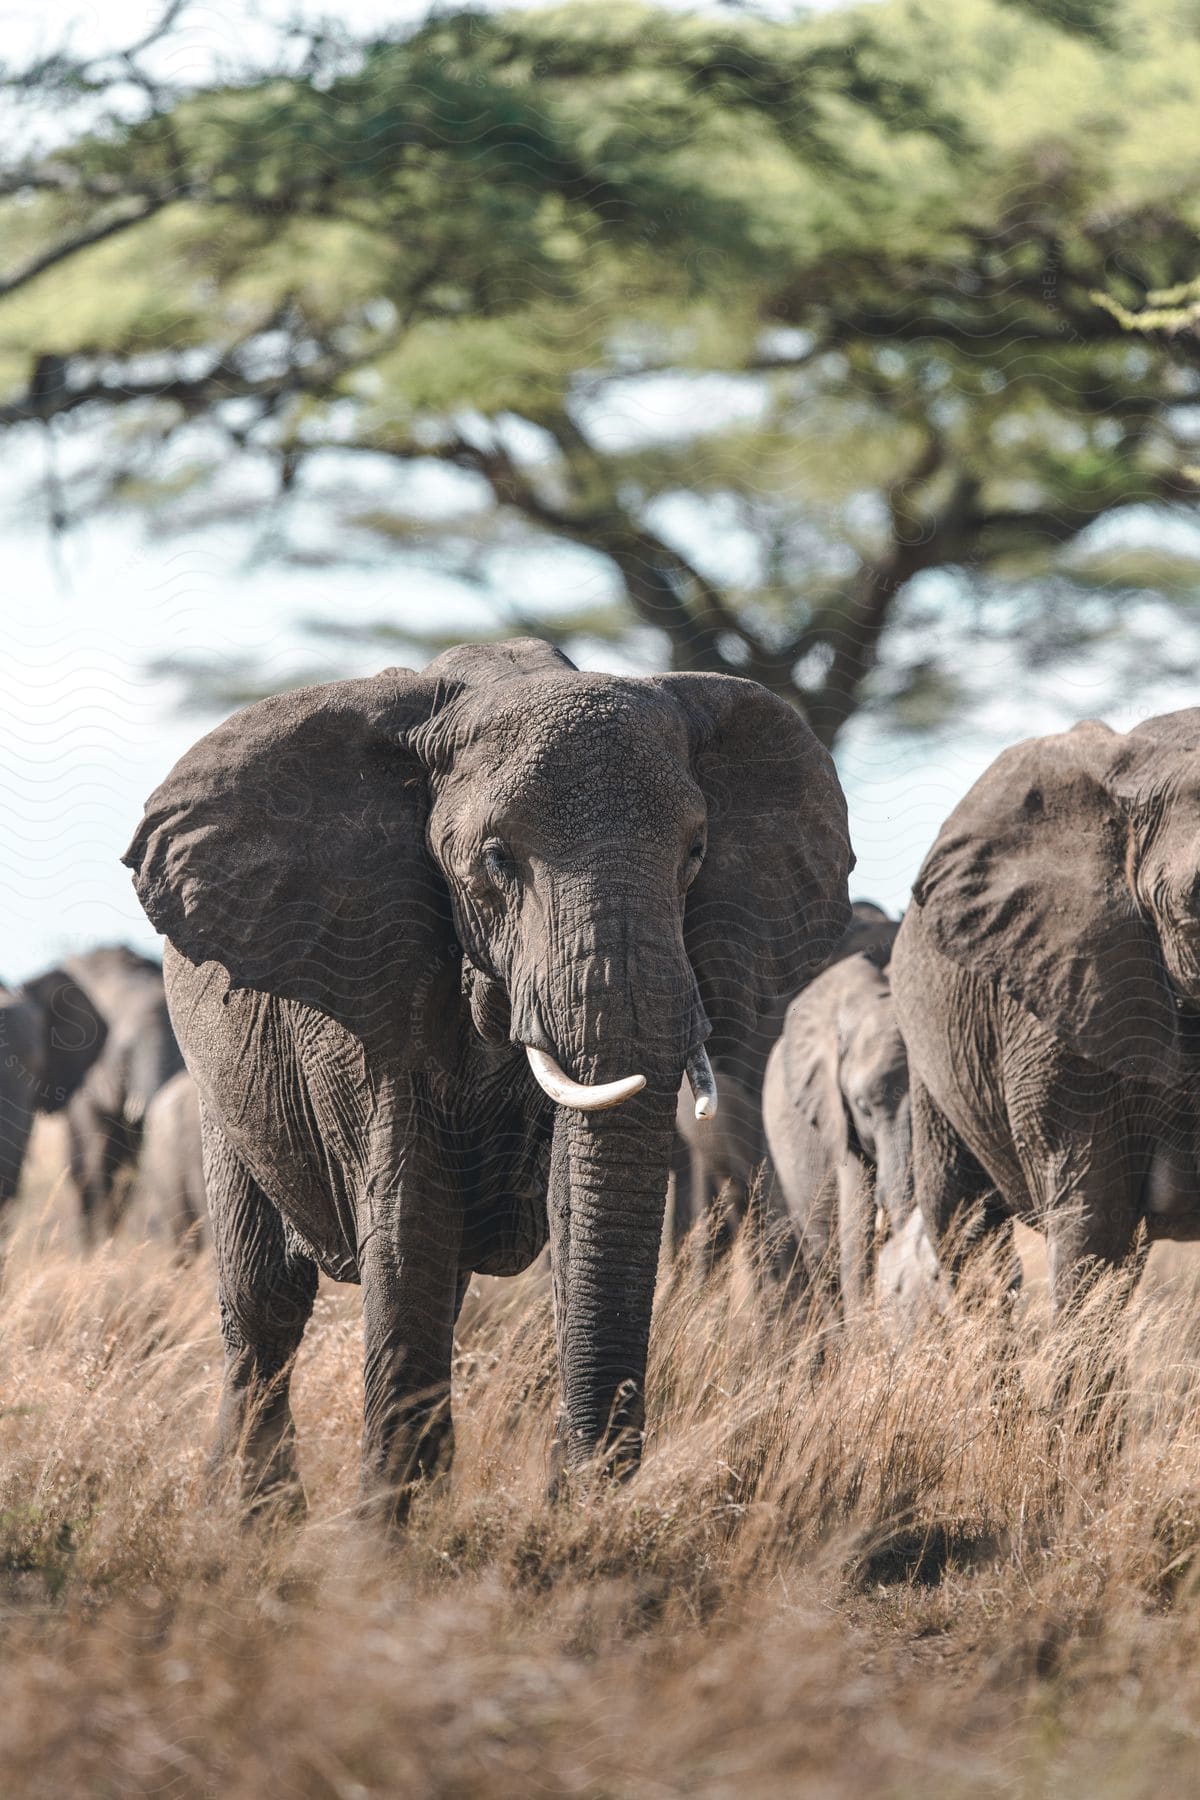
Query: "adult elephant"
123 640 851 1518
135 1070 206 1251
763 939 927 1317
61 947 185 1239
669 900 899 1272
891 709 1200 1319
0 968 108 1207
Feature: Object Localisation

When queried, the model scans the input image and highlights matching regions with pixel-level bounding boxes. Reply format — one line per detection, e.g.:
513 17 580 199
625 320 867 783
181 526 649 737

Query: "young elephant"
763 949 924 1316
891 709 1200 1318
61 946 185 1239
669 900 900 1272
135 1069 206 1250
123 639 852 1519
0 968 108 1207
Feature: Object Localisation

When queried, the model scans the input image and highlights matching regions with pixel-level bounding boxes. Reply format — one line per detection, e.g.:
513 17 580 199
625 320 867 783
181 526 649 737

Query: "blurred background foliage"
2 0 1199 743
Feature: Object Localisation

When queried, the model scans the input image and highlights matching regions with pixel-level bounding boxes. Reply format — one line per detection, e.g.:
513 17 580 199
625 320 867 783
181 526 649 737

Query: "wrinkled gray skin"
763 947 924 1316
124 640 851 1521
891 709 1200 1319
62 947 185 1240
669 901 899 1273
135 1069 207 1250
0 967 108 1208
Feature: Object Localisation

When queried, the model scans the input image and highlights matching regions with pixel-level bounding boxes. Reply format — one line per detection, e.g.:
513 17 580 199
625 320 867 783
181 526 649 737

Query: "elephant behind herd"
4 642 1199 1525
0 947 204 1247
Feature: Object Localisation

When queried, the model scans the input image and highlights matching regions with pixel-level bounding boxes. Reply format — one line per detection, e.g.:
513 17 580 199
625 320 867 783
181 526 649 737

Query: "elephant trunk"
509 873 706 1472
548 1082 676 1474
875 1094 914 1235
510 873 709 1098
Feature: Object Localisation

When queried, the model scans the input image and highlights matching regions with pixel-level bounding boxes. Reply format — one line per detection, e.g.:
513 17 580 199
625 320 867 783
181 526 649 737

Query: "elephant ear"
122 670 461 1059
659 675 853 1059
20 966 108 1112
910 720 1182 1086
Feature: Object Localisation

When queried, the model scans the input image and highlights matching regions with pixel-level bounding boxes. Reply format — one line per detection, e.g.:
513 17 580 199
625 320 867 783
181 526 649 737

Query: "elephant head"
124 639 851 1470
835 899 901 970
0 967 108 1203
909 708 1200 1092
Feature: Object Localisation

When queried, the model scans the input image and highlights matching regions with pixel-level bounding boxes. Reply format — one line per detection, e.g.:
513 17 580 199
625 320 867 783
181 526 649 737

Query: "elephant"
832 898 902 970
0 967 108 1207
890 708 1200 1320
134 1069 207 1250
123 639 852 1519
60 946 185 1240
762 939 928 1317
668 900 901 1274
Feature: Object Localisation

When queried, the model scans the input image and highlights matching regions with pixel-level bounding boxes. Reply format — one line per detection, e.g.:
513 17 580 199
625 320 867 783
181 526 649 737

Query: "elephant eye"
481 840 516 889
682 834 706 888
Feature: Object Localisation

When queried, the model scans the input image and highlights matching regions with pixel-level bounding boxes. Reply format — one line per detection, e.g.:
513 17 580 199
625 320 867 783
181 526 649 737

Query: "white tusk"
686 1045 718 1122
524 1045 646 1112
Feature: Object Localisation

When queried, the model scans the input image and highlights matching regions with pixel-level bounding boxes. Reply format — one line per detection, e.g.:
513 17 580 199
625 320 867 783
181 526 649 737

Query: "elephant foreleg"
67 1093 136 1243
0 1092 36 1213
358 1093 463 1528
910 1075 1012 1295
205 1115 317 1516
982 1013 1145 1322
1015 1115 1145 1323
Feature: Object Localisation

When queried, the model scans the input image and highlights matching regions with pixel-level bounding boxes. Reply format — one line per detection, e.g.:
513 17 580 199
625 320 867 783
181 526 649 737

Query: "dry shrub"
5 1151 1200 1795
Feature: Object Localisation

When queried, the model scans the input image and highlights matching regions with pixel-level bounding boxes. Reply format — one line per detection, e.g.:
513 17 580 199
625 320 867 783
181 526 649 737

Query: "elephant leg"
837 1153 877 1319
204 1116 317 1515
910 1075 1011 1292
67 1094 134 1243
358 1093 462 1528
696 1175 744 1276
0 1092 36 1215
1004 1067 1145 1454
1007 1077 1145 1324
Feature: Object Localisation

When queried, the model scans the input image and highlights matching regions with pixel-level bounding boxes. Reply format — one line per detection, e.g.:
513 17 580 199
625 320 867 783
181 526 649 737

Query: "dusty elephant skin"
123 639 852 1522
0 967 108 1206
763 941 928 1317
891 707 1200 1318
60 946 185 1240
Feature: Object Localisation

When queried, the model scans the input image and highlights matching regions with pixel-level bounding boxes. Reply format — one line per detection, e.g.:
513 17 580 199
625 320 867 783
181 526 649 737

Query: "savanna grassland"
5 1125 1200 1798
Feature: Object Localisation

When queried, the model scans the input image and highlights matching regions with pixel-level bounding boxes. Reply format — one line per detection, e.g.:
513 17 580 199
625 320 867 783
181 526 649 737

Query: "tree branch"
0 197 167 300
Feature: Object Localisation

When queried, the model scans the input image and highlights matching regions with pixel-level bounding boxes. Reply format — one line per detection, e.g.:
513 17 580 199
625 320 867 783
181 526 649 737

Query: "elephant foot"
242 1471 308 1530
547 1407 644 1502
206 1416 308 1529
358 1409 455 1531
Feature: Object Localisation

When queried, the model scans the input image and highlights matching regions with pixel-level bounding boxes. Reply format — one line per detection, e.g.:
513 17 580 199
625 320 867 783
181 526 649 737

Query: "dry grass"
6 1127 1200 1796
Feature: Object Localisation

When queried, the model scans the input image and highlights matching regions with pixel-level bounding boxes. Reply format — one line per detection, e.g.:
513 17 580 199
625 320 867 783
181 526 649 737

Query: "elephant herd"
4 639 1198 1525
0 945 204 1247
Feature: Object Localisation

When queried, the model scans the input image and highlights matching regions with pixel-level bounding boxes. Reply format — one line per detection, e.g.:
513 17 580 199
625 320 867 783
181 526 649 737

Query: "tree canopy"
2 0 1199 743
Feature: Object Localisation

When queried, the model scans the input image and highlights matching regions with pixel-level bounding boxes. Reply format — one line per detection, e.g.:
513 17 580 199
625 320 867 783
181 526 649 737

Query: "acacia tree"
2 0 1199 743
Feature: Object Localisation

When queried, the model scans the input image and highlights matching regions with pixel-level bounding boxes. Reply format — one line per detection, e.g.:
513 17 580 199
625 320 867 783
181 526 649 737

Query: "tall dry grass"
5 1125 1200 1796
